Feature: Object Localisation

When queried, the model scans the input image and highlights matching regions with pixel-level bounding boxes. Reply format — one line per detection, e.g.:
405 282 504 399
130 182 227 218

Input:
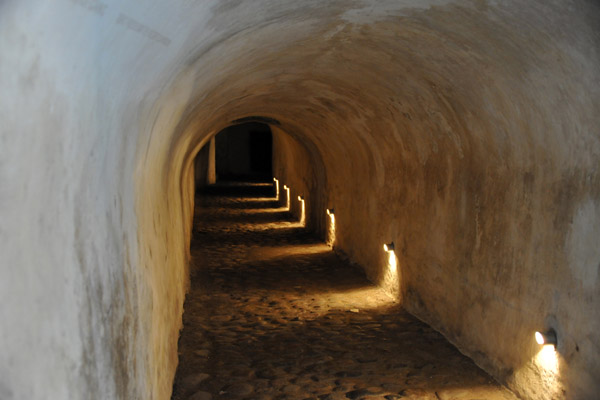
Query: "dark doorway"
249 129 272 174
215 122 272 180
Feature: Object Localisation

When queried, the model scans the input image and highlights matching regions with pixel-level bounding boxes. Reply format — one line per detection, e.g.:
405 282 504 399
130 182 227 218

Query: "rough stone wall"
1 1 599 400
194 142 211 189
272 126 328 233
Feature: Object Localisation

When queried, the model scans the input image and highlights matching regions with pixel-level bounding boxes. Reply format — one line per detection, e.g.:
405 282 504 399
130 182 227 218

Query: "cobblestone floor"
171 181 517 400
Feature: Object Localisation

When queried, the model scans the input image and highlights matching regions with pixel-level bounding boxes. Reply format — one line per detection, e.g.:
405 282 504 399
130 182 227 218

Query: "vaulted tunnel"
1 1 599 400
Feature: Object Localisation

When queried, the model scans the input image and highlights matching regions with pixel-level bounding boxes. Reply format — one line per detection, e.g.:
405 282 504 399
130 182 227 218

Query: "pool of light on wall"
326 208 335 247
283 185 290 211
511 328 563 399
382 242 400 298
298 195 305 227
273 177 279 201
533 341 562 398
536 345 559 371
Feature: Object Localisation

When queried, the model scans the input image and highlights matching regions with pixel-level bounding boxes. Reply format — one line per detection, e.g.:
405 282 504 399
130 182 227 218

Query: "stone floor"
171 181 517 400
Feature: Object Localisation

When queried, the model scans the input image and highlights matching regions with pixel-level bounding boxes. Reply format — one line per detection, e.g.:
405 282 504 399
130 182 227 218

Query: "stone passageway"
171 181 516 400
4 2 600 399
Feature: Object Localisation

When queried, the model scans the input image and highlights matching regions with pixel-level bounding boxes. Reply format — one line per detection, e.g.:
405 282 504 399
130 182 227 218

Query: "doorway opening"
215 122 272 181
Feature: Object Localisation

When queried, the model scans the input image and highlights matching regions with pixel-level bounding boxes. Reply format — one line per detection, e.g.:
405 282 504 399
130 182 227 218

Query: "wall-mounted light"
325 208 335 246
535 329 557 347
382 241 400 296
297 195 305 226
273 177 279 200
282 185 290 210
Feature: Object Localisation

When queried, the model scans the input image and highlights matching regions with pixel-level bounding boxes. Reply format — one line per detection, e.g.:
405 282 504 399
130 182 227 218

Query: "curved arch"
2 1 600 400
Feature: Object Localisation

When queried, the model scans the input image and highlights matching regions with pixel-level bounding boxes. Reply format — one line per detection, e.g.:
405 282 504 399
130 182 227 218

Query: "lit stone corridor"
171 181 516 400
3 1 600 400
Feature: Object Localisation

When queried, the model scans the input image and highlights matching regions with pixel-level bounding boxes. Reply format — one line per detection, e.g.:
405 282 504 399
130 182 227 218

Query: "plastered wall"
272 126 328 233
1 1 599 399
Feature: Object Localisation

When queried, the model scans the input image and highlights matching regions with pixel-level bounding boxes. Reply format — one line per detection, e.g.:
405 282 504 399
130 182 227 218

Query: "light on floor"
383 242 395 252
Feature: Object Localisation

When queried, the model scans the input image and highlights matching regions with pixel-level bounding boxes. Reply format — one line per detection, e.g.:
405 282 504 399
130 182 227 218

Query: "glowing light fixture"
326 208 336 246
273 177 280 200
535 329 557 347
282 185 290 211
297 195 306 226
381 240 400 297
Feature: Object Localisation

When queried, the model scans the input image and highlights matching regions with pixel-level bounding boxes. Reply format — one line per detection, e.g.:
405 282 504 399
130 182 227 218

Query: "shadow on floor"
200 180 276 198
172 180 516 400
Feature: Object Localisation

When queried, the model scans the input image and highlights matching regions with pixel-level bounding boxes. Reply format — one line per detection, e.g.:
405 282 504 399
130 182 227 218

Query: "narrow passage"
172 181 516 400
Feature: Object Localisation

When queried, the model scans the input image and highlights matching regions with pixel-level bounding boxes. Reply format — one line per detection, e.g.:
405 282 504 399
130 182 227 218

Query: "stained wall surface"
272 125 328 233
1 1 599 399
